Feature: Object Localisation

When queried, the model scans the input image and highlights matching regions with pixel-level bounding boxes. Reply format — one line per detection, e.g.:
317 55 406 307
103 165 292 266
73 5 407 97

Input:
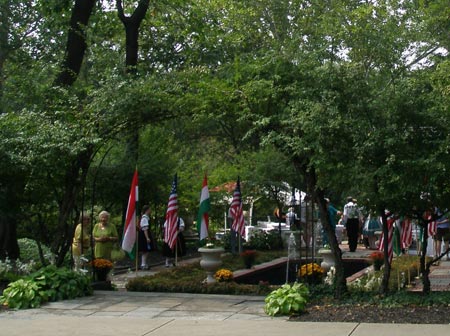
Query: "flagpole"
175 238 178 266
135 168 139 274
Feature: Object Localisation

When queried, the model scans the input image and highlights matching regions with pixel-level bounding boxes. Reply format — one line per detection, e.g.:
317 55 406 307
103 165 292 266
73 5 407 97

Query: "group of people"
71 206 187 271
72 210 118 270
326 197 450 257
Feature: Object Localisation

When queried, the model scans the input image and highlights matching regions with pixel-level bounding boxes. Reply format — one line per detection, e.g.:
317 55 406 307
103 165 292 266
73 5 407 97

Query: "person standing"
322 198 341 246
72 213 91 270
285 207 298 229
138 205 154 270
92 210 118 261
162 217 186 267
343 197 361 252
434 208 450 261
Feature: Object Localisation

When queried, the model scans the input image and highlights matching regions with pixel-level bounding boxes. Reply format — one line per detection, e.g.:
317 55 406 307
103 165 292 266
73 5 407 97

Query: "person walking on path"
343 197 362 252
434 208 450 261
322 198 341 246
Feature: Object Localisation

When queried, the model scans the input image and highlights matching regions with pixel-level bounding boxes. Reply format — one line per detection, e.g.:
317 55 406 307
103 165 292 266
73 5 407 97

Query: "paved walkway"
1 290 450 335
2 245 450 335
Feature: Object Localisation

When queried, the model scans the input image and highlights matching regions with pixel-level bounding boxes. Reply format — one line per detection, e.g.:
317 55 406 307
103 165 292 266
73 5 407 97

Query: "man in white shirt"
343 197 361 252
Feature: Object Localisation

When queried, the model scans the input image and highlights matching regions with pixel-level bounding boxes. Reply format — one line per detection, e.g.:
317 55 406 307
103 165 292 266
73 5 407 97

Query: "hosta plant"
264 282 309 316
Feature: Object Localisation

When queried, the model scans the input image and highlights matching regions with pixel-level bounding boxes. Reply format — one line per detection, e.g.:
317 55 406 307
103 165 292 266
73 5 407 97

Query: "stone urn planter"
198 247 224 284
318 248 335 272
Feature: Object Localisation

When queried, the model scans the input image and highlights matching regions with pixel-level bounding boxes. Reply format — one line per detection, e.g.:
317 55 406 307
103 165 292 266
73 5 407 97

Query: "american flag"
427 213 437 237
229 177 245 237
401 217 412 249
379 215 394 263
164 174 179 249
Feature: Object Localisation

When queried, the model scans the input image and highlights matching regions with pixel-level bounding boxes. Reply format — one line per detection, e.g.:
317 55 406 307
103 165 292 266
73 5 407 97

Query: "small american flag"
427 213 437 237
401 217 412 249
379 216 394 263
229 177 245 237
164 174 179 249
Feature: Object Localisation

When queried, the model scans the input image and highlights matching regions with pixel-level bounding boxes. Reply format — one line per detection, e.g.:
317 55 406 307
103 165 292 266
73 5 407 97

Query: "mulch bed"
290 303 450 324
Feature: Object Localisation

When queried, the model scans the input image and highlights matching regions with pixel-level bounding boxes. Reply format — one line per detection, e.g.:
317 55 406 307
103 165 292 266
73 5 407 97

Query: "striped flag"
197 174 210 241
393 219 402 256
427 214 437 237
379 216 394 263
122 169 138 258
401 217 412 249
164 174 179 250
229 177 245 237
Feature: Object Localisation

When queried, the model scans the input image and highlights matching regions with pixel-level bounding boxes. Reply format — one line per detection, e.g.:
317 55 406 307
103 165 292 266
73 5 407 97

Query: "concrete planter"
318 248 335 272
198 247 224 284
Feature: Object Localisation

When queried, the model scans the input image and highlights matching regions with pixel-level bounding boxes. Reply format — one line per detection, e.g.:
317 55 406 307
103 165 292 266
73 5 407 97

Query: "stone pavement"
1 290 450 336
2 245 450 335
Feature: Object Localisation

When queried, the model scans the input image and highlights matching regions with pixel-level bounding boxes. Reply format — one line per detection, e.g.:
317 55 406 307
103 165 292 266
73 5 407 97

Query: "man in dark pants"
343 197 361 252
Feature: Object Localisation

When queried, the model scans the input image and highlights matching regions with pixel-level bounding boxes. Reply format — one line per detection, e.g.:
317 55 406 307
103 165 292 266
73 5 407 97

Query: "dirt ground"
290 303 450 324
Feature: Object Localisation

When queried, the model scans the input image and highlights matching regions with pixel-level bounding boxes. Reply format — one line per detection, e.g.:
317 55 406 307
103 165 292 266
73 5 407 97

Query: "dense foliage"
0 0 448 298
0 265 92 309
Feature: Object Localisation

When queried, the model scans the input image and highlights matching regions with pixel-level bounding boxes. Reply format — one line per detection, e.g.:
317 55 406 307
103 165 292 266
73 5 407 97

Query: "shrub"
246 230 282 251
0 265 92 309
18 238 54 265
264 282 309 316
126 263 276 295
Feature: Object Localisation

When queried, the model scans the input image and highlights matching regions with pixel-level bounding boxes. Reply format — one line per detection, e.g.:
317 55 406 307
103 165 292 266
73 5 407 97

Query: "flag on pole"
122 169 138 259
379 215 394 263
401 217 412 249
393 219 402 256
229 177 245 238
164 174 179 250
197 174 210 241
427 214 437 237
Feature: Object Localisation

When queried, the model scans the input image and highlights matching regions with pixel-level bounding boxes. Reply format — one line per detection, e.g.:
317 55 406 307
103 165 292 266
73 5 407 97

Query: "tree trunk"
418 217 431 294
303 166 347 298
0 0 11 113
314 188 347 298
51 0 96 265
0 217 20 260
54 0 97 87
379 208 391 294
117 0 150 71
54 147 93 266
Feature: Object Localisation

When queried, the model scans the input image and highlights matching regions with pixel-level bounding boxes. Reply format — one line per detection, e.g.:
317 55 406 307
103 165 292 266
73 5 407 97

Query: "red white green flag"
197 174 210 241
122 169 138 259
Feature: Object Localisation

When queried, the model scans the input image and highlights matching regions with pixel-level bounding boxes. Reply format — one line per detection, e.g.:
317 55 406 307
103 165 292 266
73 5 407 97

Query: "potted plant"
198 240 224 284
298 262 325 284
91 258 113 281
214 268 234 282
240 250 257 269
318 244 334 271
369 251 384 271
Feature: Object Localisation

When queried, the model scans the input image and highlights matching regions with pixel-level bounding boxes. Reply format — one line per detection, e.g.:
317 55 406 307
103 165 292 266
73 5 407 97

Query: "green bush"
246 230 283 251
0 265 92 309
126 263 276 295
18 238 54 265
264 282 310 316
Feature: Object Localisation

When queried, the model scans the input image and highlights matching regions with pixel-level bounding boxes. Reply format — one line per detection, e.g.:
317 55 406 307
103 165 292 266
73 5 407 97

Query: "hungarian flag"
122 169 138 259
164 174 179 249
229 177 245 237
197 174 210 241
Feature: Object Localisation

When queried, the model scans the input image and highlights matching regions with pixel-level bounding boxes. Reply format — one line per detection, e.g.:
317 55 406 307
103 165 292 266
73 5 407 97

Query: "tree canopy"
0 0 448 297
